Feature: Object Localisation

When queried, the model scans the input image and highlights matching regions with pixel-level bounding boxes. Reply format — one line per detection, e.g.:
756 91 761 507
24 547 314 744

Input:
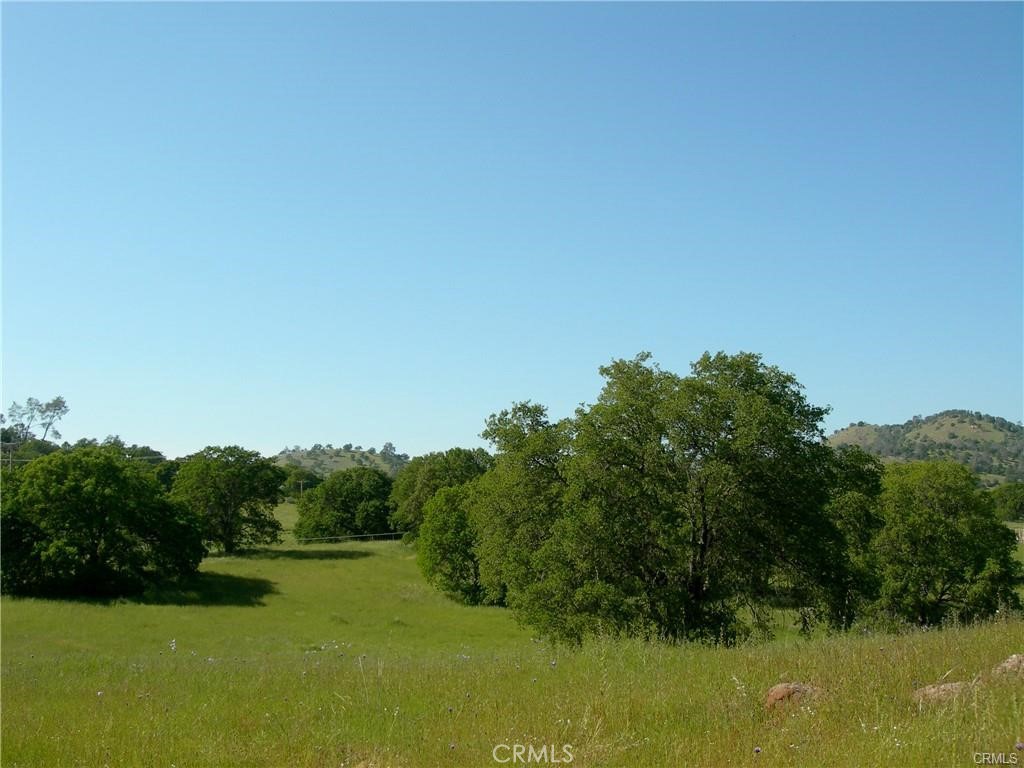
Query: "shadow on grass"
138 572 278 607
242 548 375 562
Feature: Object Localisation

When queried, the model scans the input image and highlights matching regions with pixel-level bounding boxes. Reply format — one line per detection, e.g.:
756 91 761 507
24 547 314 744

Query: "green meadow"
2 510 1022 767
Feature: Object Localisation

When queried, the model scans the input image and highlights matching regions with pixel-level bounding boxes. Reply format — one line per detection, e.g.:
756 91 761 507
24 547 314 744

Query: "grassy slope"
3 520 1022 767
276 448 407 478
828 411 1023 485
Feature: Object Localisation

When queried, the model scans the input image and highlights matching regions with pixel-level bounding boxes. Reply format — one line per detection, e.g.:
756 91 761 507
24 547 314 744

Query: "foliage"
471 402 569 608
1 447 204 595
171 446 285 553
990 482 1024 521
388 447 493 538
1 395 69 469
417 482 487 603
281 465 323 500
3 395 69 444
293 466 393 540
154 459 182 493
467 352 852 644
7 437 61 465
871 461 1021 625
820 445 886 627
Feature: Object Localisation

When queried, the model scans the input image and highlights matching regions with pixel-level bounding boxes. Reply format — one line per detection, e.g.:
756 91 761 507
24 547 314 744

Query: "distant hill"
275 443 410 478
828 410 1024 486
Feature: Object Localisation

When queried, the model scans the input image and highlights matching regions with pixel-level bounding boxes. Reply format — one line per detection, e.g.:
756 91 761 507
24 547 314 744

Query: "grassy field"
2 515 1022 767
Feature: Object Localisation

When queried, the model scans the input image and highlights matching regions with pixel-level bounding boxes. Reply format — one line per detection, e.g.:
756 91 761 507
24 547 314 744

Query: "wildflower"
754 747 761 754
96 691 103 697
169 639 177 653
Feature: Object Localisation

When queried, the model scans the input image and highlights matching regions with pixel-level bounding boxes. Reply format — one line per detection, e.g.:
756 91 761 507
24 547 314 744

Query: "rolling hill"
275 442 410 477
828 410 1024 486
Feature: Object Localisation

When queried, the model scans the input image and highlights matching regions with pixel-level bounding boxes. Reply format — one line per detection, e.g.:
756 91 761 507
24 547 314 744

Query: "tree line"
402 353 1023 643
0 398 403 595
3 353 1022 647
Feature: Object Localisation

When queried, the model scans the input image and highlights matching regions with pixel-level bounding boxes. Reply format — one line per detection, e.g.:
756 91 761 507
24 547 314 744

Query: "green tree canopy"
418 482 486 604
388 447 493 538
471 402 570 608
294 466 393 540
171 446 285 553
1 446 204 596
871 461 1021 625
282 465 323 500
990 482 1024 522
462 352 852 643
821 445 886 627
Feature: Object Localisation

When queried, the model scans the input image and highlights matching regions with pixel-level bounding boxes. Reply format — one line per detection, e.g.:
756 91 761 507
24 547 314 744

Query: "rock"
765 682 817 710
911 681 970 705
992 654 1024 676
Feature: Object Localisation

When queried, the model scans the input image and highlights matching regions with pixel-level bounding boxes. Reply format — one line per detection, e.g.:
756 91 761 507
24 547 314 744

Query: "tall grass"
3 535 1022 767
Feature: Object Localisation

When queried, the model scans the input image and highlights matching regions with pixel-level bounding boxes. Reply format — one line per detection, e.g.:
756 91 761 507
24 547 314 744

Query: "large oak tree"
171 446 285 554
1 446 204 595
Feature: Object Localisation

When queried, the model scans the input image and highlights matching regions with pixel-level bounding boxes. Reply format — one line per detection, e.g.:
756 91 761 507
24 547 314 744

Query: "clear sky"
3 2 1022 460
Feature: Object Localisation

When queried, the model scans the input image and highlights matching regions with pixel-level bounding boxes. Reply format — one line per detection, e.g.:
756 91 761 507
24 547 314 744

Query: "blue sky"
3 3 1021 459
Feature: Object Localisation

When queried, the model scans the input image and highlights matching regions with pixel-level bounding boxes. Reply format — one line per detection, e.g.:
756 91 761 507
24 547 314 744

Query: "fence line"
292 531 407 543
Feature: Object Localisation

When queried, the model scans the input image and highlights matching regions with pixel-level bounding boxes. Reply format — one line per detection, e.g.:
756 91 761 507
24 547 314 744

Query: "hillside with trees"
275 442 409 478
827 410 1023 486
